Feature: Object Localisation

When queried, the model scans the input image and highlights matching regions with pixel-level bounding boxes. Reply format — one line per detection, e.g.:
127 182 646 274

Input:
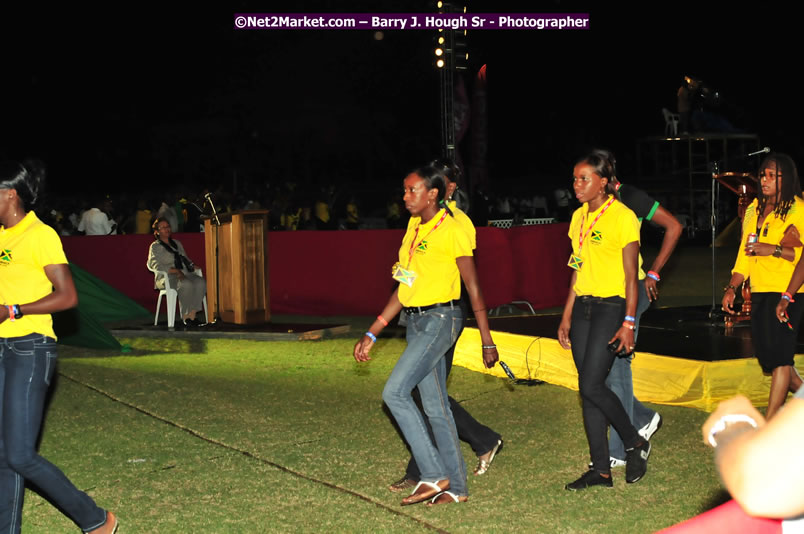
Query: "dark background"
0 2 798 198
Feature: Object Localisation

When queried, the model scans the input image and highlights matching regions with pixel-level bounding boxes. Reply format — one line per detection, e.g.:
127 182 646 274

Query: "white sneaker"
638 413 663 441
587 457 626 469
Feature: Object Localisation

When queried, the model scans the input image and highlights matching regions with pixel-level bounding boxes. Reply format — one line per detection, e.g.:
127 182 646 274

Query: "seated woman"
147 217 206 326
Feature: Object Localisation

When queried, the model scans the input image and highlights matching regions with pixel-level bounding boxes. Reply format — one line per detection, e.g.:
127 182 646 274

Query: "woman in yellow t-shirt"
353 165 498 506
0 161 117 533
557 153 651 491
724 153 804 420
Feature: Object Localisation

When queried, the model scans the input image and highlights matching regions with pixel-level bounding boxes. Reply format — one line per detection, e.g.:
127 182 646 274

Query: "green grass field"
21 334 732 533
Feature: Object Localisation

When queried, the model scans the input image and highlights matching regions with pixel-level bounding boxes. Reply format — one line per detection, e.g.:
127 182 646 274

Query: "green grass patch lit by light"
22 337 730 533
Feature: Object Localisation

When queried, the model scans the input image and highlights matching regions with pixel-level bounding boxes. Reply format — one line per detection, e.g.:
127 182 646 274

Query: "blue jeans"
382 306 468 496
606 280 658 460
570 296 641 473
0 334 107 533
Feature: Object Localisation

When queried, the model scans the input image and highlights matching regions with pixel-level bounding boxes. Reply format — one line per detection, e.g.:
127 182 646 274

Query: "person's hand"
702 395 765 447
744 241 775 257
722 288 737 314
557 317 571 350
482 346 499 368
645 277 659 302
776 298 791 323
608 325 635 355
353 335 374 362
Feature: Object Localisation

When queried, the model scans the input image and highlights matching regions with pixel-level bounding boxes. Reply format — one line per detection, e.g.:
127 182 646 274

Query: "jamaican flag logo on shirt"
416 240 428 253
0 249 11 265
591 230 603 244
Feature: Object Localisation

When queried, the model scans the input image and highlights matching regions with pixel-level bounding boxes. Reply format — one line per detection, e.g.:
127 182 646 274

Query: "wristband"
7 305 15 322
782 292 795 303
622 322 635 330
624 315 636 323
724 284 738 293
364 332 377 342
647 271 660 282
707 414 758 447
482 344 497 350
12 304 22 319
376 315 388 327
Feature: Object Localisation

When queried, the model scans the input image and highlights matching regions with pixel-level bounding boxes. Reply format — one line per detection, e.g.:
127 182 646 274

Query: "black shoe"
565 470 613 491
183 319 197 328
625 441 651 483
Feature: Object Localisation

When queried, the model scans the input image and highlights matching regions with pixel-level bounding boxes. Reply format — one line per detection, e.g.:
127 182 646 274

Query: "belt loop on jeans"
403 299 460 315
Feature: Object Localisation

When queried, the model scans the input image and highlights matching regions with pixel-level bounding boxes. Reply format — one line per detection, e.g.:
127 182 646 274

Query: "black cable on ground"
59 372 450 534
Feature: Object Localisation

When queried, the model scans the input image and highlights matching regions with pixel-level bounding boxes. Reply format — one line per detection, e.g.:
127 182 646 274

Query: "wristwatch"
773 244 783 258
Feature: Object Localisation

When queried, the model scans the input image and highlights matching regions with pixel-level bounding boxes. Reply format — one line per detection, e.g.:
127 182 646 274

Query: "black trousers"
404 324 501 480
570 296 640 473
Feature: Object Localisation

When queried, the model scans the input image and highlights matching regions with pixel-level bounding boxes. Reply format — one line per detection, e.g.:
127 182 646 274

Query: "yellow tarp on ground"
454 327 796 412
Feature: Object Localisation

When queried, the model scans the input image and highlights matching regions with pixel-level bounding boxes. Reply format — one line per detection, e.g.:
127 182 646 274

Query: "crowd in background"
38 180 580 237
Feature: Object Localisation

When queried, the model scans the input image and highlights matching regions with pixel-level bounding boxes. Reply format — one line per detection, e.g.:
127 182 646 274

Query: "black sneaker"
625 441 651 483
565 470 613 491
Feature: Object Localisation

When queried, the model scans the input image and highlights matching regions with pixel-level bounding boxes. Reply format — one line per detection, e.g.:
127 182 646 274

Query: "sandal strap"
431 491 460 504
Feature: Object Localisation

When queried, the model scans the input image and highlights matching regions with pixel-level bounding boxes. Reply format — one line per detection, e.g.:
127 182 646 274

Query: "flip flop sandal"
427 491 468 506
401 480 449 506
474 439 503 476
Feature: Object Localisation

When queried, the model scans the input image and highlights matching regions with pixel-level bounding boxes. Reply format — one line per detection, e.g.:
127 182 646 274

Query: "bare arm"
353 288 403 362
456 256 498 368
0 264 78 323
722 272 746 315
608 241 638 352
644 206 683 301
703 395 804 518
557 271 577 350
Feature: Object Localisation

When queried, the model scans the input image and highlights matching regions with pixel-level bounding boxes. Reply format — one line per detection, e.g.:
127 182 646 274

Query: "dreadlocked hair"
757 153 801 223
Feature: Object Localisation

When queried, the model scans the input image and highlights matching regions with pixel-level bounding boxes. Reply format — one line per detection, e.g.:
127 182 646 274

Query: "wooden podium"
204 210 270 324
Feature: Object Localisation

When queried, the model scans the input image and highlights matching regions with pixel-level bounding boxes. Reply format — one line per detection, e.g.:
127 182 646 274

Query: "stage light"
435 47 444 57
436 58 445 68
438 35 445 44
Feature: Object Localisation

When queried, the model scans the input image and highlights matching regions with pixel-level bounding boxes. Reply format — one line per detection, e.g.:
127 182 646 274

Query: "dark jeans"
570 296 641 473
0 334 106 533
606 280 657 459
404 324 502 480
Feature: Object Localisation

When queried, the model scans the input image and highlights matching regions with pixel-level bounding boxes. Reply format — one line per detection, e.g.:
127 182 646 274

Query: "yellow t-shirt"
0 211 69 339
732 197 804 293
397 208 473 307
568 196 641 298
406 201 476 250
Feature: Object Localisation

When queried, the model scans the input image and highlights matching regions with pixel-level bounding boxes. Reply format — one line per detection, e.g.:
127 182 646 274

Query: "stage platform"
453 306 804 412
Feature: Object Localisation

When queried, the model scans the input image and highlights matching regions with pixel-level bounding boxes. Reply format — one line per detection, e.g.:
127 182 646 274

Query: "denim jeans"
0 334 107 533
404 322 502 481
382 306 468 496
570 296 641 473
606 280 657 460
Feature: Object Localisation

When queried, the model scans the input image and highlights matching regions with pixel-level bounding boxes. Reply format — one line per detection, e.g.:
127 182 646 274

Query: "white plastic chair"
662 108 680 137
150 268 208 328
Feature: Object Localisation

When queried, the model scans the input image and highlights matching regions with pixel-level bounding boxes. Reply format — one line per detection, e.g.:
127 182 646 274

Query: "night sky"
1 2 799 199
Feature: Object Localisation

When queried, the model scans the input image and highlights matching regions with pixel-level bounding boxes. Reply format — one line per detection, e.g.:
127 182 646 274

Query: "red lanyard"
406 209 449 267
578 196 616 255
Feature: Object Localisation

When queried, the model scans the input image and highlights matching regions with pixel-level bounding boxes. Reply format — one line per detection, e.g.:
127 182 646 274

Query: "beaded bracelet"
376 315 389 326
364 332 377 342
782 292 795 303
647 271 661 282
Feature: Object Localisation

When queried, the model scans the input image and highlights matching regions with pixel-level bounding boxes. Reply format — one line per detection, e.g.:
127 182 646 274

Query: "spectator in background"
77 197 117 235
134 198 153 234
